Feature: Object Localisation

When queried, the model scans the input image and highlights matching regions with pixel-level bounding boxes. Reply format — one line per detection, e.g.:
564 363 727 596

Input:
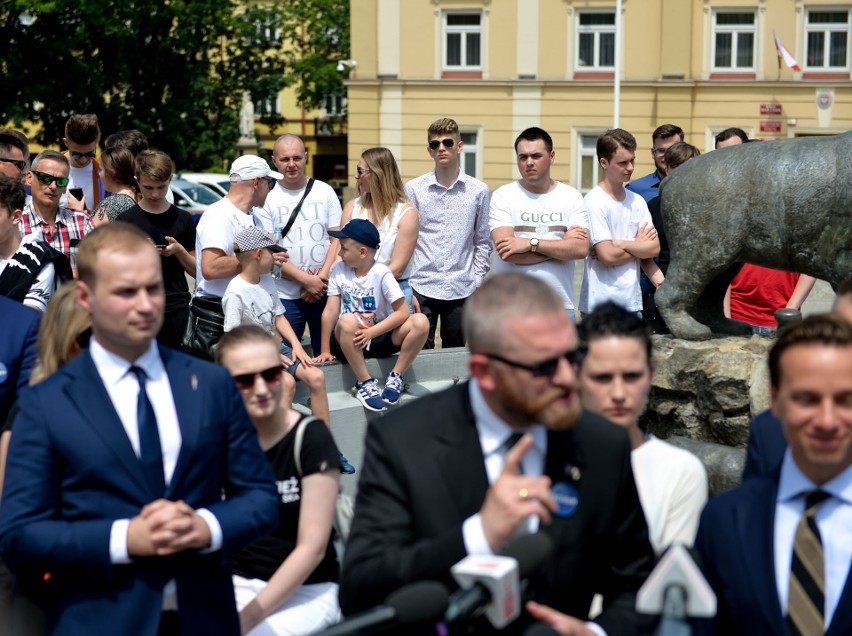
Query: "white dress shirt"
774 450 852 628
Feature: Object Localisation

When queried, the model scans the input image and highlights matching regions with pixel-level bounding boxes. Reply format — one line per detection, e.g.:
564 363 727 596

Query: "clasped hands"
128 499 211 557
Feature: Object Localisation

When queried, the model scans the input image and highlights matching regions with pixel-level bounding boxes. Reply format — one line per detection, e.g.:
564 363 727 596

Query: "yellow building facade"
346 0 851 192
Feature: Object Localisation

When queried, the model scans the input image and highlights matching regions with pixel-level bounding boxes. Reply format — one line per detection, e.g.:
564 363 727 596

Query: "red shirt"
730 264 800 327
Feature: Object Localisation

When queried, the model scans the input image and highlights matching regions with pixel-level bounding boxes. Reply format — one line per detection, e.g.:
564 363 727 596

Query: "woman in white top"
341 147 419 310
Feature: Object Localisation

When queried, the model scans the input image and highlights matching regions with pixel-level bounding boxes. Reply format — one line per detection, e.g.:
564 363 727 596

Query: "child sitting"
223 226 339 452
314 219 429 412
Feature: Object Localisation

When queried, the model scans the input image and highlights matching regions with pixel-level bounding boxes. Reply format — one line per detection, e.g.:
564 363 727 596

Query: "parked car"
177 173 232 197
170 177 222 221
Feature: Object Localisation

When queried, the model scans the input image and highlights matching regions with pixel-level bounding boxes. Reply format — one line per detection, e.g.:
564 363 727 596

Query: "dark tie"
129 366 166 498
788 490 831 636
502 432 525 474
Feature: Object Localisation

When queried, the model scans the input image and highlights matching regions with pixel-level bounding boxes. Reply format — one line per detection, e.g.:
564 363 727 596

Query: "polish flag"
773 29 801 71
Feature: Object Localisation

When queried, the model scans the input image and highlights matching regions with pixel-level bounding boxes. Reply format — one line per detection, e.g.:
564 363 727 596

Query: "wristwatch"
530 238 540 253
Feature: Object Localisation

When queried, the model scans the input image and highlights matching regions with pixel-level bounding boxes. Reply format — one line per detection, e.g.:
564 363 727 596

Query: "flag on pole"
773 29 801 71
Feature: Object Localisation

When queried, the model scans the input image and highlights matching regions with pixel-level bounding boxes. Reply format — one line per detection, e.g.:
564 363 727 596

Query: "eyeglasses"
232 364 284 390
429 139 456 150
484 348 586 378
70 150 97 160
265 177 276 191
32 171 70 188
0 157 26 171
651 148 668 156
356 166 370 177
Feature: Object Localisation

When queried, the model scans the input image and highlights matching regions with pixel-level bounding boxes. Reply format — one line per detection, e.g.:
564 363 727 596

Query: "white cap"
228 155 284 181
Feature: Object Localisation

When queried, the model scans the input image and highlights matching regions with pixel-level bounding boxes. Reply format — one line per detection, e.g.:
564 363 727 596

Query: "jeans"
281 295 328 356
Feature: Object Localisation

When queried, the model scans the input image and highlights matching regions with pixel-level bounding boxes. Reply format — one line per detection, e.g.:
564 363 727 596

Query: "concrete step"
292 348 470 496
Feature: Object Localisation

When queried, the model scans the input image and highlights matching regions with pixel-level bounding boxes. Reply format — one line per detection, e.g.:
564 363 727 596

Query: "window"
323 94 346 117
712 11 756 71
444 13 482 70
460 131 480 179
805 10 850 70
254 95 280 117
577 11 615 70
577 134 602 194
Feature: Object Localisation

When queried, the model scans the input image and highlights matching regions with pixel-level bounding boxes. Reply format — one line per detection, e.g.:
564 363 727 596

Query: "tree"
0 0 294 169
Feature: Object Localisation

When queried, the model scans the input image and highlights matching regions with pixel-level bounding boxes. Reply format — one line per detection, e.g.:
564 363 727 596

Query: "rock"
666 436 745 496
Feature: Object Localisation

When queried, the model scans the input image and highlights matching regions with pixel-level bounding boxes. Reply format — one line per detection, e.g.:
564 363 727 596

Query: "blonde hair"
30 283 91 384
359 147 409 226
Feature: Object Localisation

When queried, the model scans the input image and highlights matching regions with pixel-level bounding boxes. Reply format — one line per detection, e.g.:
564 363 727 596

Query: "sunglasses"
32 171 70 188
233 365 284 389
485 348 586 378
0 157 26 171
429 139 456 150
356 166 370 177
70 150 97 160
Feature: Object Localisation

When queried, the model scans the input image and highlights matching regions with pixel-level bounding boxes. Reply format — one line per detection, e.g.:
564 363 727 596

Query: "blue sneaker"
355 378 386 412
339 452 356 475
382 372 403 405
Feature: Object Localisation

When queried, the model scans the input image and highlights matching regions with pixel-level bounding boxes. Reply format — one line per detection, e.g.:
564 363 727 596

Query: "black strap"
278 178 315 240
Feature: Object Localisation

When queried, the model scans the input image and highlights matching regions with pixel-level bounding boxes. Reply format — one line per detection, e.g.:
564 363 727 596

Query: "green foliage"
0 0 348 170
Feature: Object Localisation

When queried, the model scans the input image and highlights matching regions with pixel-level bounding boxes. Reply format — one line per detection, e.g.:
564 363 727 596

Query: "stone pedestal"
235 137 259 156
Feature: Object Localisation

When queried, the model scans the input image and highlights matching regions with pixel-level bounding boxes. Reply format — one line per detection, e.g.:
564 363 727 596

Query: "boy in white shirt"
315 219 429 412
223 225 334 434
580 129 663 317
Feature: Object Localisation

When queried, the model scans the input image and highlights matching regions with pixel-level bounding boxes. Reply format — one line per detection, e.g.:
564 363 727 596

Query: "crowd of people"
0 112 850 636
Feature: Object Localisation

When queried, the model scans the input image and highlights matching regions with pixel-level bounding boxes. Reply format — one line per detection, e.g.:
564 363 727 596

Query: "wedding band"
519 488 529 500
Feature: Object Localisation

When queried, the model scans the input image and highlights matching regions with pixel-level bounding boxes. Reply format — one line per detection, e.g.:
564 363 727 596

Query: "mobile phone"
69 187 84 200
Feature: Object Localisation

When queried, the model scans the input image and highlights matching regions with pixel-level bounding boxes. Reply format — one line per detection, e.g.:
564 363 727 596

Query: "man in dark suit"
695 315 852 635
0 223 279 636
339 273 655 635
0 296 38 424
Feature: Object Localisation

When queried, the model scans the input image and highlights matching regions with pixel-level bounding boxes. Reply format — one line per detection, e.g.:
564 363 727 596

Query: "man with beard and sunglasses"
339 272 655 635
19 150 93 275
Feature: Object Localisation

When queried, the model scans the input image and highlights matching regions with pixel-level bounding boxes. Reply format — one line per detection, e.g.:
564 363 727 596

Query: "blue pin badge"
0 362 8 385
552 481 580 518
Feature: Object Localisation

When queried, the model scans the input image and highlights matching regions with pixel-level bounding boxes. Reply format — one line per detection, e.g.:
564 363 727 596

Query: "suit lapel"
160 346 202 498
63 351 152 497
827 562 852 636
738 479 788 634
433 383 489 521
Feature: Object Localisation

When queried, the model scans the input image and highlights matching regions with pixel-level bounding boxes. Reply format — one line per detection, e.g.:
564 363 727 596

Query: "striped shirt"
20 203 94 272
404 170 492 300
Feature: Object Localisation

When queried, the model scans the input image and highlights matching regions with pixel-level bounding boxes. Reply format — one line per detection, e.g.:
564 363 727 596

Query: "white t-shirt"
631 436 708 554
68 163 95 208
222 274 284 336
579 186 653 313
253 179 342 299
489 181 588 310
328 262 404 326
195 197 257 298
352 199 415 280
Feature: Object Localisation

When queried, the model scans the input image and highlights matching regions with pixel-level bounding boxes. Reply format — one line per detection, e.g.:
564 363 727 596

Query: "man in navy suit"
0 296 38 424
0 223 279 635
695 315 852 635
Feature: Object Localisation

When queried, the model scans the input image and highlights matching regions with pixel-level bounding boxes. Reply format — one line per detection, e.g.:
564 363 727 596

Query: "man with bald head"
253 134 342 356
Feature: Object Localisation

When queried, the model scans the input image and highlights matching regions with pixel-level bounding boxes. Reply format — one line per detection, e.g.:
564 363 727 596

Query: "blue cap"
328 218 381 250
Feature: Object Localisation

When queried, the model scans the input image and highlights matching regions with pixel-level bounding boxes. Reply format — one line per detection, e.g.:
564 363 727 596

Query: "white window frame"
804 8 850 71
576 132 605 194
459 129 482 180
575 10 616 71
443 12 483 71
711 10 757 72
322 94 347 118
254 95 280 117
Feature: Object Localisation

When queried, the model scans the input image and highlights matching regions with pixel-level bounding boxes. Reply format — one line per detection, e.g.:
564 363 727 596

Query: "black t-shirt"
232 416 342 584
117 204 196 311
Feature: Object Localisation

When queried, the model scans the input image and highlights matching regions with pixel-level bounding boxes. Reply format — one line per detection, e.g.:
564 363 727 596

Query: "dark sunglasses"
233 365 284 389
70 150 97 159
429 139 456 150
485 348 586 378
0 157 26 170
32 171 70 188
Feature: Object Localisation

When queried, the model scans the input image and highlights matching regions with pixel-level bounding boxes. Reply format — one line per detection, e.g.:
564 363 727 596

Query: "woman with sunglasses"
341 147 419 310
215 325 342 636
91 147 139 226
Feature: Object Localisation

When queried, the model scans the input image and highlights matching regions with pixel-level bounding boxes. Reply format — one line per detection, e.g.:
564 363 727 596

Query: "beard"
493 372 582 431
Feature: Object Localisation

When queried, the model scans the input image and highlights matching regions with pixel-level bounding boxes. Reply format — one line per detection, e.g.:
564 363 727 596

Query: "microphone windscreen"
386 581 450 624
502 533 555 579
524 623 561 636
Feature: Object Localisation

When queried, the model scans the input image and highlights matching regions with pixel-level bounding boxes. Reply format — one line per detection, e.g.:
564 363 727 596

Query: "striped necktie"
788 489 831 636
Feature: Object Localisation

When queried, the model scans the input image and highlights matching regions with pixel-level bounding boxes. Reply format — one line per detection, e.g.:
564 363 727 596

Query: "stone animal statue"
656 131 851 340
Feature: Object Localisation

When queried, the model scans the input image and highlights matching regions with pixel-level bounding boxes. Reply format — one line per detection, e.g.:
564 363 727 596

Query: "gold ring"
519 488 529 500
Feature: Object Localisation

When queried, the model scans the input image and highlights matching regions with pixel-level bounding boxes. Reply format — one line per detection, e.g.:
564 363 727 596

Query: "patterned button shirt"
404 170 492 300
20 203 94 272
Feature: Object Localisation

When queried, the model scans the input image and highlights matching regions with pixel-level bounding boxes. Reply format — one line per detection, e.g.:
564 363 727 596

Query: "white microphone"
445 533 554 629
